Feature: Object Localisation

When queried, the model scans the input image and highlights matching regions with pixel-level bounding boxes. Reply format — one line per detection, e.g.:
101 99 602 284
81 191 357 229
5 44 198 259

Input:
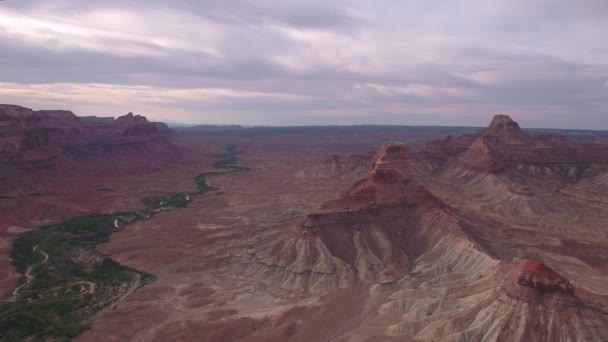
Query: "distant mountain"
0 104 177 172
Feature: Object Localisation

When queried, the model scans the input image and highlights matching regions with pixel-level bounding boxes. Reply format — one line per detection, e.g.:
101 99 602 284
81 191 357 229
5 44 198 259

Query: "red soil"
512 258 574 295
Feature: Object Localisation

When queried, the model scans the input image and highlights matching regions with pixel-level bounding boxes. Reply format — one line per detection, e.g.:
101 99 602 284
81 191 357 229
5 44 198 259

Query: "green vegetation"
1 214 150 341
0 300 90 342
147 146 249 203
141 192 190 209
1 145 248 341
11 230 45 273
194 144 250 194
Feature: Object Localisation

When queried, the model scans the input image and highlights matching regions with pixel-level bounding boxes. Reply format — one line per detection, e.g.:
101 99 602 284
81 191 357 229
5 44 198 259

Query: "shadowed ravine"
0 145 248 341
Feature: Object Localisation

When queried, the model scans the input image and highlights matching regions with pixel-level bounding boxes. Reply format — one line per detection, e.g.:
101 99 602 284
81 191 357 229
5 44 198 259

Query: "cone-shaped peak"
484 114 522 137
371 142 416 184
322 142 434 210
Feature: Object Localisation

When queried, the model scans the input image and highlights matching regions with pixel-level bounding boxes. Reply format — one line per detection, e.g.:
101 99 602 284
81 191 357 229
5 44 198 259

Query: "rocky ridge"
0 104 174 169
242 136 608 340
418 114 608 177
414 115 608 225
246 142 488 291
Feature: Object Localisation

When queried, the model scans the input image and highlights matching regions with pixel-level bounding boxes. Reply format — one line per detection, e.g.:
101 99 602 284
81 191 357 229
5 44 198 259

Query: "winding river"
0 145 249 341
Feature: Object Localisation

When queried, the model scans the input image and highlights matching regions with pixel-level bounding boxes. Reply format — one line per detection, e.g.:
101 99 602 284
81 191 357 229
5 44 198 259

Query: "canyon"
1 108 608 341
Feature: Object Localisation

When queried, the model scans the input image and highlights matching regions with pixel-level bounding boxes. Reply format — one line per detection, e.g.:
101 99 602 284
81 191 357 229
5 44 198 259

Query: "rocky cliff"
243 138 608 341
246 142 482 292
417 114 608 178
0 104 175 171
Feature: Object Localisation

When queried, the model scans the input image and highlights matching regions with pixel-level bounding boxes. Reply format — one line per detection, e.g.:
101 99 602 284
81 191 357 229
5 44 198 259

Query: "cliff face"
239 135 608 341
0 104 174 169
81 114 169 133
80 116 115 127
323 142 435 209
241 138 608 341
114 112 149 126
417 114 608 178
0 106 81 162
247 142 473 290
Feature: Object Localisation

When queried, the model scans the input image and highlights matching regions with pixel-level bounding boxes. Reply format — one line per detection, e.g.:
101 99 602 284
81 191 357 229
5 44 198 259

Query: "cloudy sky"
0 0 607 128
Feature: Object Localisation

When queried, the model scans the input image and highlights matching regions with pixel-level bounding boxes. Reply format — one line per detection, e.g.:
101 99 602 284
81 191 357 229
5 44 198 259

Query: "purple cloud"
0 0 606 128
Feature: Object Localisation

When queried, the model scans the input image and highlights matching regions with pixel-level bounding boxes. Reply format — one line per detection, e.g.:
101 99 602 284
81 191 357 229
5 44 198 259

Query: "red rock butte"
0 104 174 169
323 142 434 210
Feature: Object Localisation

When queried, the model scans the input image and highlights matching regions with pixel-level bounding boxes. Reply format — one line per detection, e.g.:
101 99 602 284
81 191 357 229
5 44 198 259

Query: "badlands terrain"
1 105 608 341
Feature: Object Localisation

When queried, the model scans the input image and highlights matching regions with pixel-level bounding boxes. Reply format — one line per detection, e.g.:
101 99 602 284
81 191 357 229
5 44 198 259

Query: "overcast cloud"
0 0 607 128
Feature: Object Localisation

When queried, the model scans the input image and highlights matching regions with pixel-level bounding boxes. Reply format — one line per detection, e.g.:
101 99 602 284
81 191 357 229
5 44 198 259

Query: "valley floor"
2 126 608 341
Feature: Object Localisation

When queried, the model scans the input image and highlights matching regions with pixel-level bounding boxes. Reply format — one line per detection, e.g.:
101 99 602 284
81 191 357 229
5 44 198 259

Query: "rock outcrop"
323 142 434 209
0 106 82 163
244 138 608 340
114 112 149 127
418 114 608 178
81 113 169 133
483 114 522 137
0 104 174 171
154 122 170 133
246 142 480 292
511 258 574 295
80 116 115 127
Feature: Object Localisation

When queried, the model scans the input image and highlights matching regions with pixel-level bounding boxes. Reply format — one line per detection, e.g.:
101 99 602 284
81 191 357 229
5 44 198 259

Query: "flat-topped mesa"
0 104 175 167
30 110 82 129
483 114 523 138
510 258 574 295
81 113 170 134
0 104 35 120
0 105 82 129
80 116 115 127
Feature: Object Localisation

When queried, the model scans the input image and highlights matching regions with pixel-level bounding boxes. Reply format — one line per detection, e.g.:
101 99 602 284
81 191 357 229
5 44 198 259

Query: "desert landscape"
1 103 608 341
2 0 608 340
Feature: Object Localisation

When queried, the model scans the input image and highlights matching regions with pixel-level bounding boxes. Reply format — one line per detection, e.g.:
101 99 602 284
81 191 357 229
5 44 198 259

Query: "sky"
0 0 607 128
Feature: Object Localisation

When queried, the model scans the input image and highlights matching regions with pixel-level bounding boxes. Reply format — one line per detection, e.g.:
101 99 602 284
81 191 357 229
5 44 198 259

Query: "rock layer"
244 134 608 340
419 114 608 177
247 142 483 292
323 142 434 209
0 104 174 169
511 258 574 295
